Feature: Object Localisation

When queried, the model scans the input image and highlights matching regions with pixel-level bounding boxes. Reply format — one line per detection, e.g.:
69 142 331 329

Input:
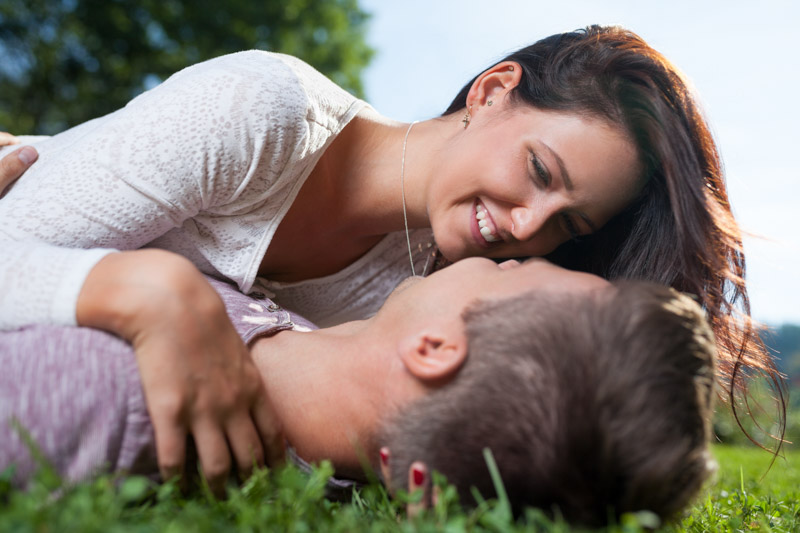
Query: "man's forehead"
515 257 611 289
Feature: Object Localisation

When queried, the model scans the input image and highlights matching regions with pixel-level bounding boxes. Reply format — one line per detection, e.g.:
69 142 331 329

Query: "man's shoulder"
206 276 317 342
0 324 144 486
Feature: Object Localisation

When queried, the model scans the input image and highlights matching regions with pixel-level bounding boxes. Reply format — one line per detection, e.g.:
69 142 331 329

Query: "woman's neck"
257 110 459 281
321 109 458 236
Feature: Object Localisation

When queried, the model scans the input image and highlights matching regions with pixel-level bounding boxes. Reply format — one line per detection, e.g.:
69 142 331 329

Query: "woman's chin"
435 241 468 263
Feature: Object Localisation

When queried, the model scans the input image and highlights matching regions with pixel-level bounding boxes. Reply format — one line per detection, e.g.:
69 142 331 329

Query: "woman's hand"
77 249 285 496
380 447 433 518
0 133 37 195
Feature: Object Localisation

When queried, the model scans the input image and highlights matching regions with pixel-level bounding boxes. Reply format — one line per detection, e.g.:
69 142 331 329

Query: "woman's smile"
471 199 501 247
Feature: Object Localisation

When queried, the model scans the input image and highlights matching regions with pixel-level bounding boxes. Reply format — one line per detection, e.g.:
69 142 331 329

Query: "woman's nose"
510 204 549 243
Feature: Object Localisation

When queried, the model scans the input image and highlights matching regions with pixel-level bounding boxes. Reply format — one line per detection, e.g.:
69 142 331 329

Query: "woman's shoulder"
156 50 363 131
263 52 364 131
156 51 303 96
167 51 356 101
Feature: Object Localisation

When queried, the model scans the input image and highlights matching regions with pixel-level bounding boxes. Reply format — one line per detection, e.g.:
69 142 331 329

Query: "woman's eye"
529 152 551 187
562 214 580 241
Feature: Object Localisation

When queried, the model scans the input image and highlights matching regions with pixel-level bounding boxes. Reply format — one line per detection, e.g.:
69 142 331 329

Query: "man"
1 246 716 526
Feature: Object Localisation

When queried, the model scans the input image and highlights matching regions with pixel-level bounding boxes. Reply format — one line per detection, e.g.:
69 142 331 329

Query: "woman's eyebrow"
578 213 598 233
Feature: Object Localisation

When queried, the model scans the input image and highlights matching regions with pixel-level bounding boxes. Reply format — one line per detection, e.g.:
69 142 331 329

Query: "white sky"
360 0 800 325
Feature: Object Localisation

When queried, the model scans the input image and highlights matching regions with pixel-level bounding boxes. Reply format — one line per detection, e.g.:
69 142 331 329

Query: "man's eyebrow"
540 142 600 233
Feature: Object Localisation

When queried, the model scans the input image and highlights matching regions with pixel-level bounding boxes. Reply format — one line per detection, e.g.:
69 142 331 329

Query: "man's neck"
247 320 390 479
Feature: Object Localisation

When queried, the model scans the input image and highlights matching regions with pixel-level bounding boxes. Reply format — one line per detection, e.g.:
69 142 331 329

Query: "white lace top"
0 51 435 329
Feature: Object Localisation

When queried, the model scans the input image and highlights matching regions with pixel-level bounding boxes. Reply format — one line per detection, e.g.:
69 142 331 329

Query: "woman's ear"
398 327 467 382
466 61 522 109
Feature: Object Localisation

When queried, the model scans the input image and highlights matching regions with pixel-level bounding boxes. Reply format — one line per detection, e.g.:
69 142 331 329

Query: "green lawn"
673 444 800 533
1 444 798 532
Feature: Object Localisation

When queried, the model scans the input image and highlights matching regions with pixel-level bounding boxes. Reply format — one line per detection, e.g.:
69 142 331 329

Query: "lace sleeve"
0 52 296 329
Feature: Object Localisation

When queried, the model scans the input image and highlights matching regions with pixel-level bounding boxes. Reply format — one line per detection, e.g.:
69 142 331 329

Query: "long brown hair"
443 25 785 443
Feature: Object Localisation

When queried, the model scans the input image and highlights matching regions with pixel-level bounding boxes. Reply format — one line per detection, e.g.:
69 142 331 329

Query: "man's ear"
466 61 522 108
398 328 467 382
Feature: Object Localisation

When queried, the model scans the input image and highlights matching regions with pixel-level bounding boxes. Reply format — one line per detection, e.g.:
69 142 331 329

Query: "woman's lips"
471 199 500 247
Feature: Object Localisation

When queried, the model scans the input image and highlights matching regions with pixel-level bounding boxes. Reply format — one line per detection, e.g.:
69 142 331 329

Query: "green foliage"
713 378 800 450
0 0 373 134
713 322 800 449
672 445 800 533
2 445 798 532
764 324 800 400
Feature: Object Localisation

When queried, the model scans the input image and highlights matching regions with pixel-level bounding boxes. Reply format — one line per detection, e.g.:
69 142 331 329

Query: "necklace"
401 120 418 276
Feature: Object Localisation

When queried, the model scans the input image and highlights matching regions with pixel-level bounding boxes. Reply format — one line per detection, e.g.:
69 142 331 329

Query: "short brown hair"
381 282 717 526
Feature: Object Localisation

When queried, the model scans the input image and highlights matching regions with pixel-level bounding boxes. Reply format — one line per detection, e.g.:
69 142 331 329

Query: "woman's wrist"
76 249 207 339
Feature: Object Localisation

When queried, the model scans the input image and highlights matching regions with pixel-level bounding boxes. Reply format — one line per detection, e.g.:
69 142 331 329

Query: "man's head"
379 279 717 526
369 257 609 395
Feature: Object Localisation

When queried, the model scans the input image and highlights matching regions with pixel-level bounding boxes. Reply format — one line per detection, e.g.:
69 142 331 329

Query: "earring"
509 65 515 71
462 105 472 129
487 100 493 106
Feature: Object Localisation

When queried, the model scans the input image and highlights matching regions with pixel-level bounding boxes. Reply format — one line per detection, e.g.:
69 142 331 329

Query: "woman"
0 25 780 491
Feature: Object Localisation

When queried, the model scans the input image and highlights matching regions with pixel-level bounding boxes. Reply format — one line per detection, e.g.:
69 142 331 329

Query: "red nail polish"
412 465 425 486
380 448 389 466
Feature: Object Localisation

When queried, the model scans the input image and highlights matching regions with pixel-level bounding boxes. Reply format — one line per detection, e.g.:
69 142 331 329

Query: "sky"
359 0 800 325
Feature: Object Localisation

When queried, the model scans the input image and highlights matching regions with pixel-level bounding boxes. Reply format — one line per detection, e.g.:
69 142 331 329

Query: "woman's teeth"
475 204 499 243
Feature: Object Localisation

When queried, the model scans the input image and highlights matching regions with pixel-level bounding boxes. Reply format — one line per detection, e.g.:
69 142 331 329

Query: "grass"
1 444 798 532
674 445 800 532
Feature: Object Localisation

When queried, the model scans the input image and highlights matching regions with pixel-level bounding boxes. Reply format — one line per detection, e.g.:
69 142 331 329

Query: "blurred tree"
0 0 373 134
765 324 800 401
714 323 800 447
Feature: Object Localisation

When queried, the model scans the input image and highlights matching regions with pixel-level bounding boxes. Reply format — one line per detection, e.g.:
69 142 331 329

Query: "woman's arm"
0 52 303 329
0 273 289 490
77 250 284 495
0 52 299 493
0 243 282 497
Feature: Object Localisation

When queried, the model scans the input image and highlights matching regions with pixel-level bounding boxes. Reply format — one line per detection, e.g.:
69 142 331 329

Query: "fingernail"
412 464 425 486
17 146 37 165
380 447 389 466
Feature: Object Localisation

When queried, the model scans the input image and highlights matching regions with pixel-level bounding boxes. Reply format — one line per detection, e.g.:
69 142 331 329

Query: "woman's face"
428 104 642 261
